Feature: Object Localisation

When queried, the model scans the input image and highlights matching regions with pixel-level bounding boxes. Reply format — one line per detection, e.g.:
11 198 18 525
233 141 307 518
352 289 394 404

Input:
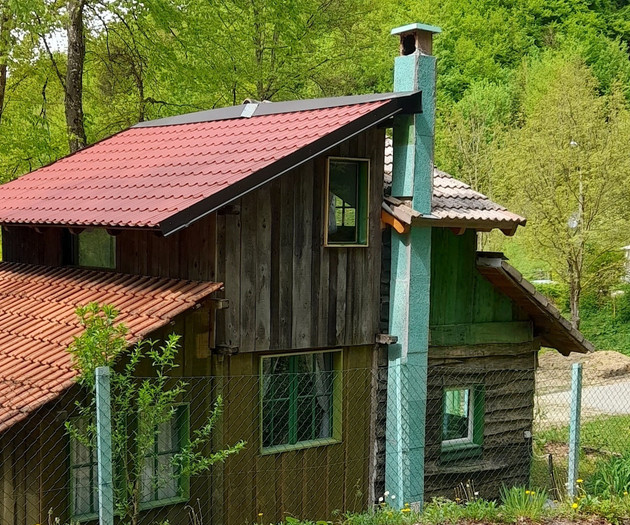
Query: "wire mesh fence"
0 356 628 525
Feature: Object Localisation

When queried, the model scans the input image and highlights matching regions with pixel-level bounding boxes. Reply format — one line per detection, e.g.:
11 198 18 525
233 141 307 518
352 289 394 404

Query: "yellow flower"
577 479 583 483
401 508 411 513
624 491 628 496
404 503 410 508
572 503 578 509
258 513 263 517
525 490 530 495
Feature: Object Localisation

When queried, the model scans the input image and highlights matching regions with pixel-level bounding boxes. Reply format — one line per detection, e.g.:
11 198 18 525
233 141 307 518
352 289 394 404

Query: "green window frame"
441 386 484 461
69 405 189 521
69 419 98 521
140 404 190 509
75 229 116 269
260 350 342 454
325 157 369 246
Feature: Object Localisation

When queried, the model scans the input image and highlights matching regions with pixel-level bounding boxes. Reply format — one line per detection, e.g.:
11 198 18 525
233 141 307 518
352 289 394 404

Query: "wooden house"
0 22 591 525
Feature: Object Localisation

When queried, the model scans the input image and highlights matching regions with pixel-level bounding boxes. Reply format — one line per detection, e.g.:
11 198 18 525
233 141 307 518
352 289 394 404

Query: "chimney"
390 23 440 214
385 22 441 510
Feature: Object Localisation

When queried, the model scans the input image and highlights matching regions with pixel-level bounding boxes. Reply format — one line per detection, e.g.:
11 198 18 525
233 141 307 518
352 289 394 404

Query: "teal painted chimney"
386 22 440 508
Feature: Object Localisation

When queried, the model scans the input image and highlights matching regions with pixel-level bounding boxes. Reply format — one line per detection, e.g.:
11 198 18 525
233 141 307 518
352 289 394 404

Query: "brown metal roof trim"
0 262 222 431
476 255 593 356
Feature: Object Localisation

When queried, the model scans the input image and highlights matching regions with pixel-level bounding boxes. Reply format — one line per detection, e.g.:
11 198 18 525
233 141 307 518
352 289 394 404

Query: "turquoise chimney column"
386 22 440 508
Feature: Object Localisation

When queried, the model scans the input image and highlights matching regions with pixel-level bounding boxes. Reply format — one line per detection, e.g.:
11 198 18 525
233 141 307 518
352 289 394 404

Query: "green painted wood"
430 321 533 346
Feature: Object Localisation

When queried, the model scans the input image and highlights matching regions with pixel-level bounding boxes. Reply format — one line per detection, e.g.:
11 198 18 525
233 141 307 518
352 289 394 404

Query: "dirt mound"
537 350 630 393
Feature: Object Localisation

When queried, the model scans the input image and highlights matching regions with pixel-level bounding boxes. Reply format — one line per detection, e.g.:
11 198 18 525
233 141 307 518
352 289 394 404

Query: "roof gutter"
158 91 422 236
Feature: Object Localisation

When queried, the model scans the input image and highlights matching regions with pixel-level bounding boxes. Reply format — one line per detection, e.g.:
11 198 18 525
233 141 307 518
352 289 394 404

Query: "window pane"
157 454 178 500
78 229 116 268
296 396 315 442
442 389 471 441
73 466 95 516
328 160 360 243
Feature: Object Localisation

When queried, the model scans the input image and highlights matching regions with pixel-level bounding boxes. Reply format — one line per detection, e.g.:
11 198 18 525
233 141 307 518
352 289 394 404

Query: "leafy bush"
589 452 630 498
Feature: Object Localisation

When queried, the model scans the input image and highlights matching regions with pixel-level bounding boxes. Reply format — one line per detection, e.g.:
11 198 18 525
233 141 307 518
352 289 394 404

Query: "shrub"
500 486 548 522
589 452 630 498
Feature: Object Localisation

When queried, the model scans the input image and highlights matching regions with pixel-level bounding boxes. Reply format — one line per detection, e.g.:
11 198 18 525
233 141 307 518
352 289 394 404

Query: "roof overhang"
476 254 593 356
159 91 422 235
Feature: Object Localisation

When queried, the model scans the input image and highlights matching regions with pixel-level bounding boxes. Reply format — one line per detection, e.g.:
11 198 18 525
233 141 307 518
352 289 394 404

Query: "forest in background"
1 0 630 351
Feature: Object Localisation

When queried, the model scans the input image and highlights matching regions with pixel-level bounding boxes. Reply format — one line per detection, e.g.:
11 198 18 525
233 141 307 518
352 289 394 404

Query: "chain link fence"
0 357 628 525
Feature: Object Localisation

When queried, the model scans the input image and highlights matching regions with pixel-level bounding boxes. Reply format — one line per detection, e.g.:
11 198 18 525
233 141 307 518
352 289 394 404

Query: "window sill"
140 494 188 511
441 442 482 462
261 437 341 456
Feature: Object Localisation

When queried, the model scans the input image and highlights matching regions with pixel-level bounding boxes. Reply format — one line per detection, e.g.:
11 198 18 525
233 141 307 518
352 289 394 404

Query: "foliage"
66 302 244 525
588 453 630 498
499 486 548 522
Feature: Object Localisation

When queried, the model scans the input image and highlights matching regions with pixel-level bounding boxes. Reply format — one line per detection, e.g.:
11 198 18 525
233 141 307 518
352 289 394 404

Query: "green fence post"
568 362 583 499
96 366 114 525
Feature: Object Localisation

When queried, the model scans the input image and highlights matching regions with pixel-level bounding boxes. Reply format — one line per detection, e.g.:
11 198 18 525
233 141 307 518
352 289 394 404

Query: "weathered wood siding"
425 343 536 500
212 345 376 525
425 228 537 499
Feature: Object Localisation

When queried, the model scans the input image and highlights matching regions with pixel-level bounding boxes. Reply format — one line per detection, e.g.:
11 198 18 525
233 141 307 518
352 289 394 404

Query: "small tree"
497 55 630 328
66 302 244 525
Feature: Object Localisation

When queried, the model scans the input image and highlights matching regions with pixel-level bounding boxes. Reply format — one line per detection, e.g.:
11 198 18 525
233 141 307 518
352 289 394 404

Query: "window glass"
70 419 98 518
141 405 187 504
78 229 116 268
262 351 337 450
442 388 472 442
327 159 368 245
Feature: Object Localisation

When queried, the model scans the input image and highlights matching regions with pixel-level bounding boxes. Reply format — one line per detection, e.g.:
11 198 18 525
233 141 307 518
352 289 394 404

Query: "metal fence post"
96 366 114 525
568 362 583 499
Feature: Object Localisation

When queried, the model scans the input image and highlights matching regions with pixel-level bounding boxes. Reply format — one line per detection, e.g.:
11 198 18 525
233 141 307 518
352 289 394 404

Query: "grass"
271 487 630 525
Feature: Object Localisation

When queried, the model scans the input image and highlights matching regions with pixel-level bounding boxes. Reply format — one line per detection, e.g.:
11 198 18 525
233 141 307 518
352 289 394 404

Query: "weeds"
500 486 549 522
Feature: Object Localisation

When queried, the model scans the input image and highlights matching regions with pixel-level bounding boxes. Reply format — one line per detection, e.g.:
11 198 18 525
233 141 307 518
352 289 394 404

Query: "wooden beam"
381 209 409 234
430 321 533 346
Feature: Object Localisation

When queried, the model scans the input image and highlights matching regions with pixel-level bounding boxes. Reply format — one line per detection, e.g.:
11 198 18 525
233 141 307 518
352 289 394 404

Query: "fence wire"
0 358 627 525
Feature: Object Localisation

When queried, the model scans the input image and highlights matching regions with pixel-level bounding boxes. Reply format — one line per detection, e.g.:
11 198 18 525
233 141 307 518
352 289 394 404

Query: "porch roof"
0 262 221 431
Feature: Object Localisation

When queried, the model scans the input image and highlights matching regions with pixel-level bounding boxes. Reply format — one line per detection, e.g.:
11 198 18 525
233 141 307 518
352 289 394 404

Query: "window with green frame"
441 386 484 460
70 419 98 520
140 404 189 506
261 351 341 452
76 229 116 269
326 158 369 246
70 406 189 520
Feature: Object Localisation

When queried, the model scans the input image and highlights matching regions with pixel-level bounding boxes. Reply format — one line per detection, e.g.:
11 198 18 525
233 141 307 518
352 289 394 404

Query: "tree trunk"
65 0 87 153
569 279 581 330
0 5 12 125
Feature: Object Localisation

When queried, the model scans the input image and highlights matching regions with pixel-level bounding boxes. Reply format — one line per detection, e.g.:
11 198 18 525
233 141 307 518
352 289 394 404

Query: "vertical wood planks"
256 185 272 350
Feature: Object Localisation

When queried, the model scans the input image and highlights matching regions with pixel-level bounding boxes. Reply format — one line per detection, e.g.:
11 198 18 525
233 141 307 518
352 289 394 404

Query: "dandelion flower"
624 491 628 496
577 479 583 483
258 513 263 517
401 509 411 513
379 497 384 503
384 491 390 497
525 490 530 495
572 503 578 509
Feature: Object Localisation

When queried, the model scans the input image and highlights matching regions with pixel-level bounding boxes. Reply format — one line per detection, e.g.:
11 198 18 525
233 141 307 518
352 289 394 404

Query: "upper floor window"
76 229 116 269
326 158 369 246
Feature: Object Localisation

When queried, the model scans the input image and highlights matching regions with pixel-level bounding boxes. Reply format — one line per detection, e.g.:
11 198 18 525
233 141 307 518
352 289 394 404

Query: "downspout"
386 23 440 508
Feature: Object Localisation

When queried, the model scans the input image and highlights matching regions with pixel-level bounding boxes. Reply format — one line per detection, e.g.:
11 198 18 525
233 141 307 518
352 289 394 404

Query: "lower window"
261 351 341 452
70 405 189 520
140 404 189 506
441 386 484 459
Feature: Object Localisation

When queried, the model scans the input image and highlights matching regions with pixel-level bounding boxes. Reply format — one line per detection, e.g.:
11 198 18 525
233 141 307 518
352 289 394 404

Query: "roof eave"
413 216 527 235
158 91 422 236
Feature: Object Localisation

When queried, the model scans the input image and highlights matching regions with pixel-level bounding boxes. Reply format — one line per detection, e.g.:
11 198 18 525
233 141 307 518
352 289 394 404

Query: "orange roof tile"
0 262 221 431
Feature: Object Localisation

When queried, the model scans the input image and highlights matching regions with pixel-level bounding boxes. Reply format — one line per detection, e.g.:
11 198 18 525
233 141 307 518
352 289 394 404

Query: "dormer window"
325 157 369 246
75 229 116 269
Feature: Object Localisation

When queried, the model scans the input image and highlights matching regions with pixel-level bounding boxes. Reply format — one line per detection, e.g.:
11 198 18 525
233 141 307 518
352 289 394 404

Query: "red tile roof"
0 94 414 235
384 139 526 232
0 262 221 430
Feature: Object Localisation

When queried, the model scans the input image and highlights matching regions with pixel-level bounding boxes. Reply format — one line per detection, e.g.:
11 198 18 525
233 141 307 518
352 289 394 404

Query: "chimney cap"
391 23 442 36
